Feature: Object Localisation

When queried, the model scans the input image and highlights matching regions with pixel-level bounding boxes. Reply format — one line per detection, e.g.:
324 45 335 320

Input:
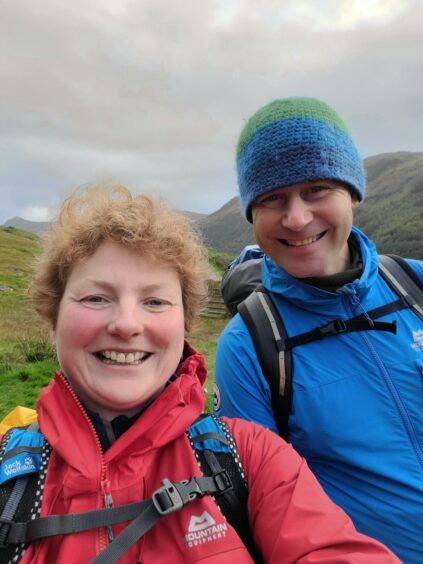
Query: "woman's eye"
80 295 108 304
144 298 171 310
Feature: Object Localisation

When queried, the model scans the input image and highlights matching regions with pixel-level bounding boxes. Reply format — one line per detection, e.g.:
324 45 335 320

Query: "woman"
0 185 398 563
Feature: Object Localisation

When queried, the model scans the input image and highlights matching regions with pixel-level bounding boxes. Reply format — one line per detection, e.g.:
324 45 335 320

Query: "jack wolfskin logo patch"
411 329 423 352
188 511 215 532
184 511 227 548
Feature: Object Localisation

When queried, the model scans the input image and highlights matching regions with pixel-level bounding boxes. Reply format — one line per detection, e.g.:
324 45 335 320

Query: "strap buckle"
211 470 233 495
152 479 185 516
152 471 233 517
319 319 347 337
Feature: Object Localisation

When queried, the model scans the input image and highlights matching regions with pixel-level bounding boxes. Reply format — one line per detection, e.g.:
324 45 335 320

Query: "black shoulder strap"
238 288 292 440
0 422 50 562
379 254 423 321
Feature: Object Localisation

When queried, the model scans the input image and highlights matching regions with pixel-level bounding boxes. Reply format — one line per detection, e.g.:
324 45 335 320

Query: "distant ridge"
196 197 254 253
4 217 50 234
3 211 207 234
3 152 422 259
197 151 423 258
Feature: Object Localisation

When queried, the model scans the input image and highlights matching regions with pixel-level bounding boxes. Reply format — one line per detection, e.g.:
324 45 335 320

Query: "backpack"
221 251 423 440
0 415 261 564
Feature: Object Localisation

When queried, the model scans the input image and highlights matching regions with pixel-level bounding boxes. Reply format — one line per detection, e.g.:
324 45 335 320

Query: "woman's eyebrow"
79 279 170 293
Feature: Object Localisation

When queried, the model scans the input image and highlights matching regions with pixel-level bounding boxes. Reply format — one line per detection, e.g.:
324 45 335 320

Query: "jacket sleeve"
214 315 279 433
226 417 400 564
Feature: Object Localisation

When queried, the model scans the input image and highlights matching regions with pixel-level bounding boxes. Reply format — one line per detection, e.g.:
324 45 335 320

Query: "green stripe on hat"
237 97 352 156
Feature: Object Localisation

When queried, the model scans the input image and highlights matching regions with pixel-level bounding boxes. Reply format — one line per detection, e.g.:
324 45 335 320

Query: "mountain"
3 152 422 258
353 152 423 259
4 217 50 234
196 197 254 253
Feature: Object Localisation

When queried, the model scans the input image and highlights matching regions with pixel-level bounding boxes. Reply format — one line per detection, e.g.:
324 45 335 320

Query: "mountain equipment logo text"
411 329 423 352
184 511 227 548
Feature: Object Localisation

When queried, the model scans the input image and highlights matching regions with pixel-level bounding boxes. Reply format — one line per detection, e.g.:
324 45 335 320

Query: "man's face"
251 180 358 278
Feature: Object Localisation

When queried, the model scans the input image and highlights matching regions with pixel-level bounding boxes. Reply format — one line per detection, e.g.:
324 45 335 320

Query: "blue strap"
187 416 231 453
0 428 44 485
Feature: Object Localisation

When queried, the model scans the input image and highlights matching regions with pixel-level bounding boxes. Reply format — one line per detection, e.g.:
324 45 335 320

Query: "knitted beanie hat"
236 97 365 222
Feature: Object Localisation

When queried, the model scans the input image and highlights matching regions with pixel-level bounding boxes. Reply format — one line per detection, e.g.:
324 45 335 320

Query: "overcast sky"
1 0 422 224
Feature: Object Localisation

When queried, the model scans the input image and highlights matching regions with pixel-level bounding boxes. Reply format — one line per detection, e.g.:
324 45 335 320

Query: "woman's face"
53 240 185 420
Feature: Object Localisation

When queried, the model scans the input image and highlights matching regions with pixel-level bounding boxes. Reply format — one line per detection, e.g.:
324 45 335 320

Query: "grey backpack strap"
238 288 292 440
379 255 423 321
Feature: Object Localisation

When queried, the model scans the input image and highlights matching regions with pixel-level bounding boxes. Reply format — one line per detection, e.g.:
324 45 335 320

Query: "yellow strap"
0 406 37 434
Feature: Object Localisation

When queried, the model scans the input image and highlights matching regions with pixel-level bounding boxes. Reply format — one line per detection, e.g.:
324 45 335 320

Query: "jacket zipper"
345 296 423 470
57 372 114 552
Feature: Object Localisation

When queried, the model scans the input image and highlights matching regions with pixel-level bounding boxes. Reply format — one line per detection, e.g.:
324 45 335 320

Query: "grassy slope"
0 227 230 419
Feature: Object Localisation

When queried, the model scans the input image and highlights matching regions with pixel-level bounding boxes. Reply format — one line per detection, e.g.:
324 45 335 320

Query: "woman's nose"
280 196 313 231
107 303 144 339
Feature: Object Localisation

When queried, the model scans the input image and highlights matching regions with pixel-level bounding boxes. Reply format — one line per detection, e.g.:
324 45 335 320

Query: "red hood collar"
36 341 207 480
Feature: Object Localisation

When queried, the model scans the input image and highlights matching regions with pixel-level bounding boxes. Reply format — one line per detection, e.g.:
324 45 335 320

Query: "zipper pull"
102 480 114 542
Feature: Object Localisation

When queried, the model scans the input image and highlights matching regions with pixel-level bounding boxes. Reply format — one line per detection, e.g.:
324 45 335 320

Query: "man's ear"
351 195 359 209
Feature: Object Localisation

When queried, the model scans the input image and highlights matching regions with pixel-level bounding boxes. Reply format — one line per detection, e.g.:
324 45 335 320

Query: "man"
214 97 423 563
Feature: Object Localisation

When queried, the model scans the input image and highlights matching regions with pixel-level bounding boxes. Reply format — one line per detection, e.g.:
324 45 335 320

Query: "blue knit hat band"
236 98 365 222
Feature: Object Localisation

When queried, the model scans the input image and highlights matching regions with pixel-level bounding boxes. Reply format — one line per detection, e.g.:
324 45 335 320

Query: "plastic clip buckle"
320 319 347 336
152 479 184 516
213 470 233 495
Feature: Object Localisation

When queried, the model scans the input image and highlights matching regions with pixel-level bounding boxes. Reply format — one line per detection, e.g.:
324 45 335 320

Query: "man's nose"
280 196 313 231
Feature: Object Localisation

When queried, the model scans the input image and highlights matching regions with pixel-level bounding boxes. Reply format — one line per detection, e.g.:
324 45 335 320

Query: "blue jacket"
214 227 423 563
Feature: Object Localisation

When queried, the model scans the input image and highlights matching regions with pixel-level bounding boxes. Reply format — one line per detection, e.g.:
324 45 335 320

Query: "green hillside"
0 227 43 341
353 152 423 259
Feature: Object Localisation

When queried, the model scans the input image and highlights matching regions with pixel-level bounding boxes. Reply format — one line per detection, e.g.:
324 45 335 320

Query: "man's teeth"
100 351 149 364
285 234 321 247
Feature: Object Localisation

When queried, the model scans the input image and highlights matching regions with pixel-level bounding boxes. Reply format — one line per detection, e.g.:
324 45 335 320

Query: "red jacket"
17 343 397 563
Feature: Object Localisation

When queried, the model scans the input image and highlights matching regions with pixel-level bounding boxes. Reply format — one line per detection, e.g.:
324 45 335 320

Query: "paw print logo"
212 383 221 412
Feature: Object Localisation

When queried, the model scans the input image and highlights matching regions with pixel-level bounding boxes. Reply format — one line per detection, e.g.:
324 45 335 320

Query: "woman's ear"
351 195 359 209
49 328 56 345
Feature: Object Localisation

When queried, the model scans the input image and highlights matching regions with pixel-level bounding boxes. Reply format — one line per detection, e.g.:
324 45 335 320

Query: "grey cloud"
1 0 422 223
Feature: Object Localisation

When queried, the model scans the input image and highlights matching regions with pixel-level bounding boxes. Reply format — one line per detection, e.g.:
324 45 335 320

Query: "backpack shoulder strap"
0 423 51 561
187 414 262 563
379 254 423 321
238 288 292 440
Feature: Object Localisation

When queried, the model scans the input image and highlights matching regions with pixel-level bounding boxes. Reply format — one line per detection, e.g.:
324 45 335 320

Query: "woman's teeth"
98 351 149 364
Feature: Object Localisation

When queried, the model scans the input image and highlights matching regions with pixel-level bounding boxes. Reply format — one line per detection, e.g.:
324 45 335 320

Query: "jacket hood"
262 226 379 311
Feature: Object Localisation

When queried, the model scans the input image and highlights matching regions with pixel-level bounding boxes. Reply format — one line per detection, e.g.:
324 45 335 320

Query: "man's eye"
308 185 329 194
265 194 283 202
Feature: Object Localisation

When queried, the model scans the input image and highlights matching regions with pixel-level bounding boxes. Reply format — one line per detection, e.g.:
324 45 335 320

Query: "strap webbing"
0 475 30 547
238 288 292 440
90 473 232 564
285 312 398 349
1 473 232 562
379 255 423 321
